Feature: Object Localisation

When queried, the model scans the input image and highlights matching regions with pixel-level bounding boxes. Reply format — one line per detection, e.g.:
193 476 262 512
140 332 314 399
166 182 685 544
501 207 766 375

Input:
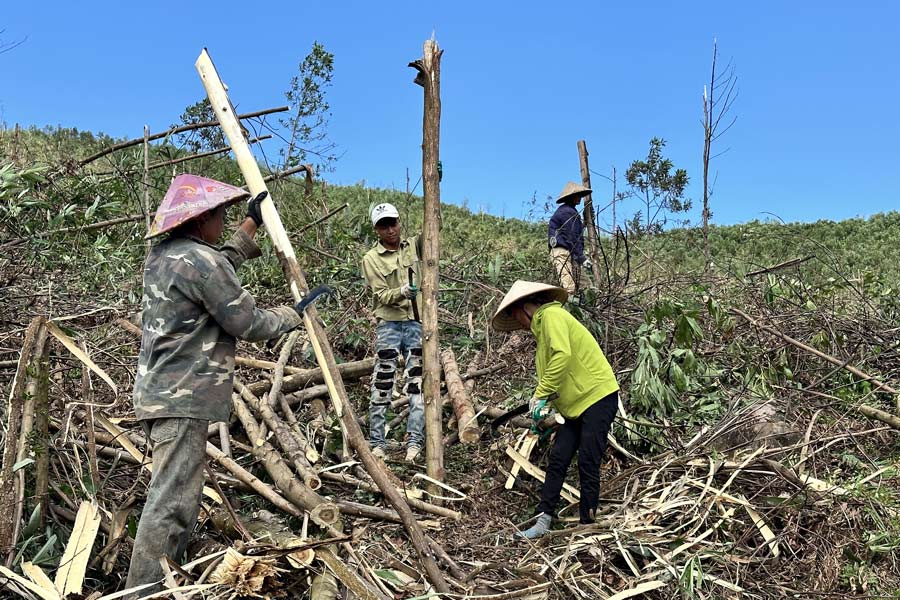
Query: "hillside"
1 125 899 598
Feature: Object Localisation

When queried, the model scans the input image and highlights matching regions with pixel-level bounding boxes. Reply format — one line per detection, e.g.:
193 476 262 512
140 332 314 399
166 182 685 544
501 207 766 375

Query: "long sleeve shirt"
133 229 302 422
531 302 619 419
548 204 585 264
361 235 422 322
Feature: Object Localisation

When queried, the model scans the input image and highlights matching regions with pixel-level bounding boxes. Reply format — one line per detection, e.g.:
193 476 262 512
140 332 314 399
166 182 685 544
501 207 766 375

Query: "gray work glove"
400 283 418 299
246 190 268 226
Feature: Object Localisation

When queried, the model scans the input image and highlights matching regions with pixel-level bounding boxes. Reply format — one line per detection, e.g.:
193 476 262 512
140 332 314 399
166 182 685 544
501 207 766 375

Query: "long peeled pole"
194 49 449 594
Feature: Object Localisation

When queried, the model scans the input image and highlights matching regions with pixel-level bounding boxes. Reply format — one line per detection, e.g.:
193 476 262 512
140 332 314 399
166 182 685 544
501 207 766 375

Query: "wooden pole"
409 38 446 490
440 349 480 443
142 125 151 248
577 140 603 289
196 49 448 594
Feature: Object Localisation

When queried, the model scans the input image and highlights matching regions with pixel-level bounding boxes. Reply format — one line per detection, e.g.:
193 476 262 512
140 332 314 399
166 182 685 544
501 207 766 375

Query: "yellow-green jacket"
532 302 619 418
361 235 422 321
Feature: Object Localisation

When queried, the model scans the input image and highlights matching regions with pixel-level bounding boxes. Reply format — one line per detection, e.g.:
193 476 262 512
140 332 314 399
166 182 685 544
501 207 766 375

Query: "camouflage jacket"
133 229 302 423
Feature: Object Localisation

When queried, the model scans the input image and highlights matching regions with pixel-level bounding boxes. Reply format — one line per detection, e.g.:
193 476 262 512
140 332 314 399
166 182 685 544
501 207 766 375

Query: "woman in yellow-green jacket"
492 280 619 539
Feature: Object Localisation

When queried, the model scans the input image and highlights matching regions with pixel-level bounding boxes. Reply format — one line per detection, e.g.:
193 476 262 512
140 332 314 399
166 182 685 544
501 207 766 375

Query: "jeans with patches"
125 417 208 597
369 320 424 450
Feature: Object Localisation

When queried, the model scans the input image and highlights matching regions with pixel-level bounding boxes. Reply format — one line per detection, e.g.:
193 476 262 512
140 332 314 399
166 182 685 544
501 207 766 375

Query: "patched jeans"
369 320 424 450
125 417 208 597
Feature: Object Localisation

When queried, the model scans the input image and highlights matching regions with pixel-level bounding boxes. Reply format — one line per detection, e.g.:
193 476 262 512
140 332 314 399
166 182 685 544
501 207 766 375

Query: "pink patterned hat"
146 174 249 239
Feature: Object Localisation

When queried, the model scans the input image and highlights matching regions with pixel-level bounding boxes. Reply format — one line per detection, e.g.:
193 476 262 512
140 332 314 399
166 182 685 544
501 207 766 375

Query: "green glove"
529 397 548 422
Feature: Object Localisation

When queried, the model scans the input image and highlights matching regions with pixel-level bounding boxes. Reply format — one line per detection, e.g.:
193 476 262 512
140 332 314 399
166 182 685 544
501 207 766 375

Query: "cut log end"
309 503 340 528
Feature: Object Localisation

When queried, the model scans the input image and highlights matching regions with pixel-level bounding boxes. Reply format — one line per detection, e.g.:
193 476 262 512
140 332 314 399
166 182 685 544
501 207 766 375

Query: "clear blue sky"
2 1 898 228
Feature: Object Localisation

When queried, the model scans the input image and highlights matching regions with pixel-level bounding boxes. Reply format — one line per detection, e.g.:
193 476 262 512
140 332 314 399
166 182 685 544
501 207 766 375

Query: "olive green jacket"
361 235 422 321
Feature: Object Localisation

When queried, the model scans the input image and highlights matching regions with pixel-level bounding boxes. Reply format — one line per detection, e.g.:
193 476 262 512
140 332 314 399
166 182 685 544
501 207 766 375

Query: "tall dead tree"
409 38 445 486
577 140 603 289
701 38 738 271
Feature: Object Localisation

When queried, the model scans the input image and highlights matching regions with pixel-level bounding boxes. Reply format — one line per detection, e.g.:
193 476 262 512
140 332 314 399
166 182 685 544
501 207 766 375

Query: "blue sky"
2 1 898 228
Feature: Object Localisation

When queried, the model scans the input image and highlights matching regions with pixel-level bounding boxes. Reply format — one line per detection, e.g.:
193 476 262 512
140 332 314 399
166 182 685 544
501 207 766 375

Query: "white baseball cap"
370 203 400 225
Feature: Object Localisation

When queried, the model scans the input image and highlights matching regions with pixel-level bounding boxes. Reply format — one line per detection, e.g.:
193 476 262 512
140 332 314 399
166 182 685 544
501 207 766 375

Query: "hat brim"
144 193 248 240
491 281 569 331
556 190 591 203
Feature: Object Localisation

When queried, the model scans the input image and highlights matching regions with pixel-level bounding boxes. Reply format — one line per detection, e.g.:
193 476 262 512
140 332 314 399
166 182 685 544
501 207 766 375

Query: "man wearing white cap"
548 182 592 294
493 280 618 539
361 203 425 462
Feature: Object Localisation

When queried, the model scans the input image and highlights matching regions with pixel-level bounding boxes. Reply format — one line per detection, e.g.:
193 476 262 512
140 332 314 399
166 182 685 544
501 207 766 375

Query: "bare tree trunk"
577 140 603 289
440 349 480 444
410 39 446 492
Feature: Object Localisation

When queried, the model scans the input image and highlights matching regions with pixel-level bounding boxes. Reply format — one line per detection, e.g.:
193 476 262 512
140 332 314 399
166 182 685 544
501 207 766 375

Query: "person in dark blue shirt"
548 182 591 293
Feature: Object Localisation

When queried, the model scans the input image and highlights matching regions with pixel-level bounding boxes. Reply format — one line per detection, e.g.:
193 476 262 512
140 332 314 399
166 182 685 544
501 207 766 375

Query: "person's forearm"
239 217 258 238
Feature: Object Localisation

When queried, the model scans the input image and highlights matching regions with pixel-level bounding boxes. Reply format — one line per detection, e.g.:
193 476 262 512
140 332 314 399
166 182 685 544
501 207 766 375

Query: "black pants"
537 391 618 523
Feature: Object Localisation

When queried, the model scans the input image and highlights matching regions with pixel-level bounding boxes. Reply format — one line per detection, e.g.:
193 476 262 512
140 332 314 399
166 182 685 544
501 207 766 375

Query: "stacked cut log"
441 348 481 444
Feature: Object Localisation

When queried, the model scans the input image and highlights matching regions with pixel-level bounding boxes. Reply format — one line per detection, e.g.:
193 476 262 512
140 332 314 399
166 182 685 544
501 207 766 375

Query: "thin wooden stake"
142 124 151 248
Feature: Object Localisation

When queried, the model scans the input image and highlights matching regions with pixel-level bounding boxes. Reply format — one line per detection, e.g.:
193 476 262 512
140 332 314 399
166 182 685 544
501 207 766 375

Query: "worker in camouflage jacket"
361 202 425 463
126 175 303 597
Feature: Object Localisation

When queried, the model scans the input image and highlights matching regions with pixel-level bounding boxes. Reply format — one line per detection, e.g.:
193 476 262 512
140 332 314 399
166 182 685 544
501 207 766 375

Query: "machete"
408 266 421 322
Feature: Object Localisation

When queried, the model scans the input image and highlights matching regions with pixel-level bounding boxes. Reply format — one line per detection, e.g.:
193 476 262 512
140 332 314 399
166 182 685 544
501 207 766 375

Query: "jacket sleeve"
218 228 262 271
548 207 564 247
200 260 302 342
533 311 572 400
570 213 585 264
362 254 404 307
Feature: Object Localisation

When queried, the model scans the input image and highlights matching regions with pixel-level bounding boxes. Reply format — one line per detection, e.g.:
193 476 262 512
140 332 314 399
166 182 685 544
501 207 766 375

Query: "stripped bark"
440 349 480 444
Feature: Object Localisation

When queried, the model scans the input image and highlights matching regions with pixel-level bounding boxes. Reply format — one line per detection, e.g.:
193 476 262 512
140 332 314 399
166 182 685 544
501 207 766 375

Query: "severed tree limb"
0 316 46 566
441 348 480 444
857 404 900 429
732 308 899 411
269 330 302 407
231 392 337 528
235 379 321 490
319 471 461 520
75 106 289 168
246 360 373 397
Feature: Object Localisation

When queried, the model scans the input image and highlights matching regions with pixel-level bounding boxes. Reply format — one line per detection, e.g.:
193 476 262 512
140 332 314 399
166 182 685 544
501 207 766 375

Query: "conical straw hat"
146 174 250 239
491 280 569 331
556 181 592 203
